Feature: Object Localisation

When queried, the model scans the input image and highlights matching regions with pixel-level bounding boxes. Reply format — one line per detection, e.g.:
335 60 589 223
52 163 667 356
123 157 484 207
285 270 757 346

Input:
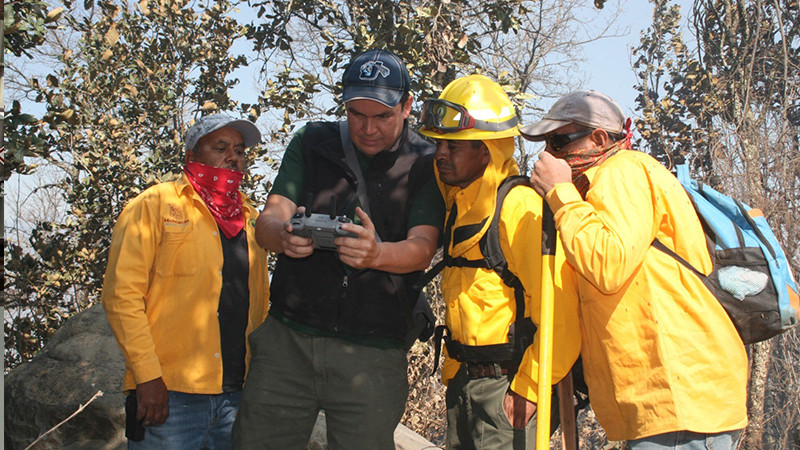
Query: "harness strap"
431 325 447 376
445 334 516 362
413 255 492 292
430 323 537 377
427 176 538 378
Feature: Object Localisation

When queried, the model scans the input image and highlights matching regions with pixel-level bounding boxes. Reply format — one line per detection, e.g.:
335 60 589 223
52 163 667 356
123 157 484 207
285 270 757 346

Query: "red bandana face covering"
184 161 244 238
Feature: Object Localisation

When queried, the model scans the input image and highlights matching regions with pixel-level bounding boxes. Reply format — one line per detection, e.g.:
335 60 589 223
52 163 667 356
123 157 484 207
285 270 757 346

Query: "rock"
4 304 440 449
4 304 127 450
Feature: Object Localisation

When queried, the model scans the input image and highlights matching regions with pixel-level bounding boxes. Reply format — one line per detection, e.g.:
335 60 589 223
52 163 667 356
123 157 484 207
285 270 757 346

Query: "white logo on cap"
359 61 390 81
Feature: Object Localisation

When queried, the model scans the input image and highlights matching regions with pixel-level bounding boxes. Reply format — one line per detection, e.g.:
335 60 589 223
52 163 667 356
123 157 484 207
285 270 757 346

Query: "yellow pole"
536 275 554 448
536 204 557 449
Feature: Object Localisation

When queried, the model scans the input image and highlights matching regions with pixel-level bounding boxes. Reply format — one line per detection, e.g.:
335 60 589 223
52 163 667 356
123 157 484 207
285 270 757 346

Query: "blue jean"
627 429 742 450
128 390 241 450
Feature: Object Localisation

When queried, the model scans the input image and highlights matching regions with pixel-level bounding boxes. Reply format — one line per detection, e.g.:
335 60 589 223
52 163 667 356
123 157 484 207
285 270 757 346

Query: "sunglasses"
420 99 518 134
544 130 593 152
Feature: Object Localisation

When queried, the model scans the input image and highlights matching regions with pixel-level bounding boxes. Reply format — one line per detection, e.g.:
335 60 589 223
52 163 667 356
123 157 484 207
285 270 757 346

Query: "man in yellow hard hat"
419 74 581 449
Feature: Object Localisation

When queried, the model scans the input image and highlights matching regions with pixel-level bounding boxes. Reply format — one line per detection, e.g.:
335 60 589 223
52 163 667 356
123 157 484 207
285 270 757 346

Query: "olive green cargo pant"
446 366 550 450
232 316 408 450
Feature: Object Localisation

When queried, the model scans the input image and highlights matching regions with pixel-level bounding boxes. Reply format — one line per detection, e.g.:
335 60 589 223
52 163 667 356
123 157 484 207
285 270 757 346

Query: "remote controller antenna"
305 193 313 217
329 196 337 220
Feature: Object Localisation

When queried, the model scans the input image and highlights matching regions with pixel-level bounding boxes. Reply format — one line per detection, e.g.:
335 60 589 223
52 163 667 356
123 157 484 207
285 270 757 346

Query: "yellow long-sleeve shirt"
437 137 581 402
101 175 270 394
546 150 747 440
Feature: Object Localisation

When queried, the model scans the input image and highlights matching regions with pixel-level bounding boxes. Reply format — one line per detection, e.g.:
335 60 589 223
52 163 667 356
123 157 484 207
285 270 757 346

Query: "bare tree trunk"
744 340 772 448
1 9 5 261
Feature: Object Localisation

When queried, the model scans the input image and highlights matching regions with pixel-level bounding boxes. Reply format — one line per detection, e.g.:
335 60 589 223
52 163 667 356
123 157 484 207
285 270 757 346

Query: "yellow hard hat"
419 74 520 140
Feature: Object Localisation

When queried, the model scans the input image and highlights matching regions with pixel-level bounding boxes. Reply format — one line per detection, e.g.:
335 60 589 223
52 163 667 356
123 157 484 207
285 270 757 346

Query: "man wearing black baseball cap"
233 49 444 448
524 91 748 448
102 114 270 449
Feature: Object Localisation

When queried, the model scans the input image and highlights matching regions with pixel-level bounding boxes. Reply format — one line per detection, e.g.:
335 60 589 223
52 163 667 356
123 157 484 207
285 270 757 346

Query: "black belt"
464 361 516 379
431 325 524 377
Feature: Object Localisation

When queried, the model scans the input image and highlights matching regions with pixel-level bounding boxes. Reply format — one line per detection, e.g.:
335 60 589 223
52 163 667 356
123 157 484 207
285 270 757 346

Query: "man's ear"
481 142 491 165
590 128 611 147
401 94 414 118
185 148 195 164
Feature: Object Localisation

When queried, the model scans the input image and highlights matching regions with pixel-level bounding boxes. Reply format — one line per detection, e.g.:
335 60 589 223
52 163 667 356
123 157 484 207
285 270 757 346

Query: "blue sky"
550 1 647 117
580 0 655 118
515 0 691 158
518 0 664 156
580 0 691 118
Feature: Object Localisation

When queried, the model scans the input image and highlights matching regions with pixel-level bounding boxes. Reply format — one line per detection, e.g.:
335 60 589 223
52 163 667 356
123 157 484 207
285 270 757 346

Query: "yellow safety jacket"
101 175 270 394
436 137 581 402
546 150 748 440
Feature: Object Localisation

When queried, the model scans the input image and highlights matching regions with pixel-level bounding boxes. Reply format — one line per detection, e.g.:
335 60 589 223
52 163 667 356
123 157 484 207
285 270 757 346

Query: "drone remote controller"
290 195 359 250
290 212 358 250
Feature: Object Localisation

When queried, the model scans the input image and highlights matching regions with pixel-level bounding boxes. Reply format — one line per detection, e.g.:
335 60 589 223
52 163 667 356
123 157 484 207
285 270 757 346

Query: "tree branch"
24 390 104 450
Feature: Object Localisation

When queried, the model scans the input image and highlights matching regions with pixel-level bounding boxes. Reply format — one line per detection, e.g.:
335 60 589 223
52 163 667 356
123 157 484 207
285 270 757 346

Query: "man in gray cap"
524 90 747 448
232 48 444 449
102 114 270 449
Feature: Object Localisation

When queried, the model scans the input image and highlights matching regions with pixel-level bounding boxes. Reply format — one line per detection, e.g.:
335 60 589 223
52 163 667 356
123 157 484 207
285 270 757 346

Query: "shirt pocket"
154 222 199 277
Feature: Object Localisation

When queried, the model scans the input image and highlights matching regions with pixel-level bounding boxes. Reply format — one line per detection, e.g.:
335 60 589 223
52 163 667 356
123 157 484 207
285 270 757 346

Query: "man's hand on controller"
335 207 380 269
282 206 315 258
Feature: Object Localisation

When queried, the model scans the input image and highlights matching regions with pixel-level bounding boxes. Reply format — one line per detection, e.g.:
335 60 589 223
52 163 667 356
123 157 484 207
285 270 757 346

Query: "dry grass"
402 280 448 447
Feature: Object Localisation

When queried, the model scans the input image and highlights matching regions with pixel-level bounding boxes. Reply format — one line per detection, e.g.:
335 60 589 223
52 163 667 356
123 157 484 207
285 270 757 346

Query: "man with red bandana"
525 90 747 449
101 114 270 449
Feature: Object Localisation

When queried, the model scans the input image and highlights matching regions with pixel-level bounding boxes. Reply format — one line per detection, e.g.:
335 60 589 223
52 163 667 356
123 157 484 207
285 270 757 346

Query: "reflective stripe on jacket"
101 174 270 394
546 150 748 440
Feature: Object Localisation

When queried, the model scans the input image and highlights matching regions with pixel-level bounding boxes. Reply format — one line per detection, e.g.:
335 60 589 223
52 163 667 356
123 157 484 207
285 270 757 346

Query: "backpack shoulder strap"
478 177 533 352
415 176 531 290
478 175 532 275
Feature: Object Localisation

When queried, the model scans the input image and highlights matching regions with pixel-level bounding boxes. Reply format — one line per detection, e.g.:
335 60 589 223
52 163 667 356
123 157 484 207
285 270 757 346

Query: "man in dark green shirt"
232 48 444 449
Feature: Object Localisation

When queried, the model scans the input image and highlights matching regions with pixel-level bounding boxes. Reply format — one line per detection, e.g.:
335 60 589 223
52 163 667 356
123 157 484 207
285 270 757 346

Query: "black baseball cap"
342 49 410 108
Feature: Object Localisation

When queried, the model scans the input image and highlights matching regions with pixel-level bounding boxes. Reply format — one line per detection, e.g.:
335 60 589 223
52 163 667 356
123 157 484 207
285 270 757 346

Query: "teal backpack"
653 163 799 343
